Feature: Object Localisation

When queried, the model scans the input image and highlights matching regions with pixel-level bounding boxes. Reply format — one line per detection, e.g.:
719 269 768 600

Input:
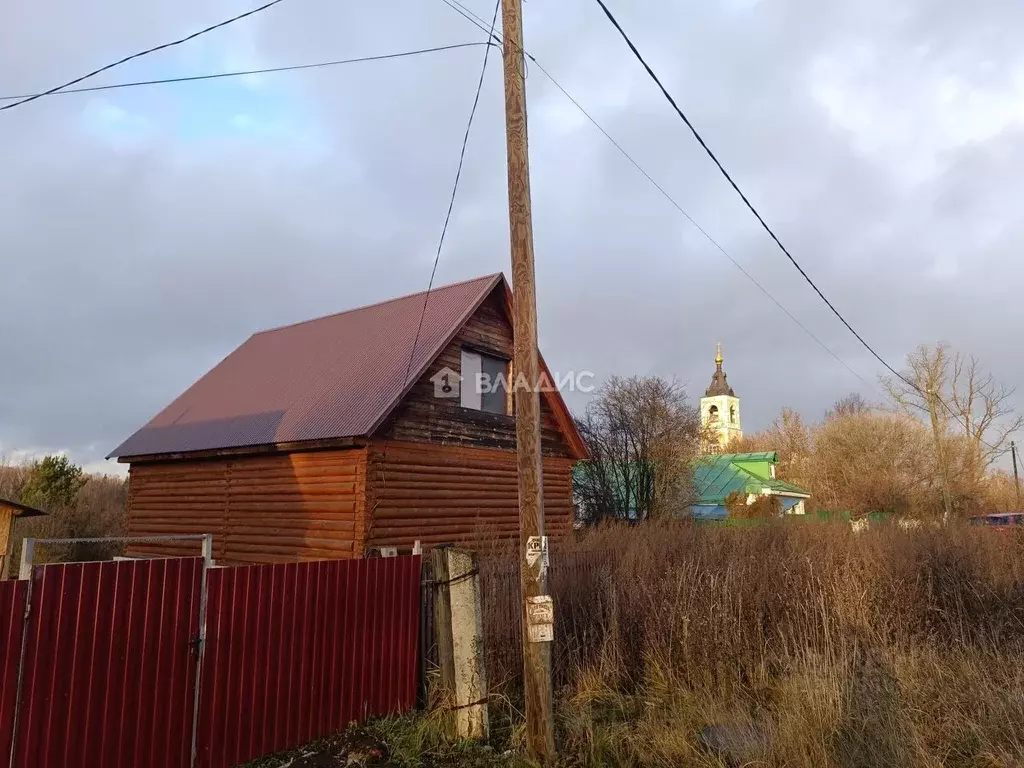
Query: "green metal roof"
721 452 778 463
574 451 810 515
694 452 809 505
768 478 811 497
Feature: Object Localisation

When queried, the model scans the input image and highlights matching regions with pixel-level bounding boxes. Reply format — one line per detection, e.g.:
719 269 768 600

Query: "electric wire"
371 0 503 549
443 0 1007 450
1 0 293 112
403 0 502 388
435 0 876 393
589 0 1006 448
0 43 496 102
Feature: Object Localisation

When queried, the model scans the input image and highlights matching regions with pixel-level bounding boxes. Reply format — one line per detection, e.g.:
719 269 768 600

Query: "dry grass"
477 521 1024 767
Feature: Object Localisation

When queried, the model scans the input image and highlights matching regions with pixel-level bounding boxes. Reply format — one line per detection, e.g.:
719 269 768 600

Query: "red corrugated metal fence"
0 580 27 764
0 554 421 768
14 558 203 768
196 556 421 768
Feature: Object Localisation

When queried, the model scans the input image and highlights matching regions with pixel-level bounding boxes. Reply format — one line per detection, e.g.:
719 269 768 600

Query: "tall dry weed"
478 521 1024 766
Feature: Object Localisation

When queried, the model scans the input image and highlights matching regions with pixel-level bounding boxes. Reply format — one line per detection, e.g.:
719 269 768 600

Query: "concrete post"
446 548 488 740
18 538 35 581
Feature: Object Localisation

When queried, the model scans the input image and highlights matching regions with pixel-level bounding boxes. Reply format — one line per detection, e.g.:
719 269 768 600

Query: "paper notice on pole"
526 536 543 567
526 536 550 574
526 595 554 643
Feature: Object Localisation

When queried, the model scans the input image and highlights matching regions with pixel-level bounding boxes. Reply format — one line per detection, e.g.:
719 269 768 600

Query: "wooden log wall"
126 448 368 563
126 460 228 560
377 292 572 457
365 440 575 552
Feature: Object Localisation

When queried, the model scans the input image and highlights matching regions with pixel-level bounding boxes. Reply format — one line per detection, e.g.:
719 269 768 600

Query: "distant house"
692 452 810 520
0 498 46 579
572 461 645 522
573 451 810 523
109 273 588 563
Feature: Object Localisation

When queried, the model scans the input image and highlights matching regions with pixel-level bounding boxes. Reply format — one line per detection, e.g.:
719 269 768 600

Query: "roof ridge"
718 451 777 462
255 272 505 336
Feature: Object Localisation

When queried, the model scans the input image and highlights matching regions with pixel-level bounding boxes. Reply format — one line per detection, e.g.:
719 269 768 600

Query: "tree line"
1 343 1018 553
1 454 126 571
574 343 1021 522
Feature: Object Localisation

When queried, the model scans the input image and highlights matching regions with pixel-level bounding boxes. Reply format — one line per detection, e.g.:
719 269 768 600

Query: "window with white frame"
460 349 509 415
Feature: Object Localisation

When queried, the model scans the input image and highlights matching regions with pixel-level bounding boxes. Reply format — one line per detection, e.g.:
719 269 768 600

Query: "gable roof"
694 452 809 505
110 273 587 460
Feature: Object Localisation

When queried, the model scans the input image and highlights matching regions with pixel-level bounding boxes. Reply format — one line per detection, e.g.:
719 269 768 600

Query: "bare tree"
882 344 954 519
0 453 31 500
813 409 935 518
882 343 1022 519
826 393 869 419
948 353 1023 480
574 376 702 523
731 408 813 489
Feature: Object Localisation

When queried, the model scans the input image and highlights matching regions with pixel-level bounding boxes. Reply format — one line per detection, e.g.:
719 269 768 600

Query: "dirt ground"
240 721 524 768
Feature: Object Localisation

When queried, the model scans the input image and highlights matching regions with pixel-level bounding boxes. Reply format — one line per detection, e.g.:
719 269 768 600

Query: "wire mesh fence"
419 546 615 704
475 547 616 693
16 534 212 577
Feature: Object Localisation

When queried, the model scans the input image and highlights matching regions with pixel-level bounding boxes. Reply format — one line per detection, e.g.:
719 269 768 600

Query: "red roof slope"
110 274 504 458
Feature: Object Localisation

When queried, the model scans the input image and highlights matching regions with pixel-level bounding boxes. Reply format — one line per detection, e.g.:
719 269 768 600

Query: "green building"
691 451 810 520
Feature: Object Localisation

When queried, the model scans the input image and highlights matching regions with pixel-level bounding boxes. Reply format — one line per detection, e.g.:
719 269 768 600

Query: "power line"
440 0 501 42
445 6 1012 460
0 43 495 102
440 0 500 41
442 1 1004 451
526 57 876 393
590 0 902 383
1 0 293 112
371 0 502 551
404 0 501 386
590 0 1008 449
434 0 876 393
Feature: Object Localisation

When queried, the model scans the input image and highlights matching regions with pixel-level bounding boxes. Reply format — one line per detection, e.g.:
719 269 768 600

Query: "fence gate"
0 580 27 765
0 540 421 768
4 536 210 768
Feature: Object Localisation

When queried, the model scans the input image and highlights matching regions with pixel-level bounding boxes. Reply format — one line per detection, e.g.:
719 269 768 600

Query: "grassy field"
487 521 1024 766
250 521 1024 767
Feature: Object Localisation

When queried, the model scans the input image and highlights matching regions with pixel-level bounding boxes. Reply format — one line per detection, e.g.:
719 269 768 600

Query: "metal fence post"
189 534 214 768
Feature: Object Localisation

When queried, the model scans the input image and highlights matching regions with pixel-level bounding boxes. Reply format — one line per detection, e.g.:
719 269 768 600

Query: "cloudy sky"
1 0 1022 473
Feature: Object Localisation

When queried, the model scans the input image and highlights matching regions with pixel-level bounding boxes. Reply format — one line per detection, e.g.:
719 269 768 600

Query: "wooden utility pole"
1012 441 1021 510
499 0 556 761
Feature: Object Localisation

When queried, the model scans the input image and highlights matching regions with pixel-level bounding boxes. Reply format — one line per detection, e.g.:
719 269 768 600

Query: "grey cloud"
1 0 1022 469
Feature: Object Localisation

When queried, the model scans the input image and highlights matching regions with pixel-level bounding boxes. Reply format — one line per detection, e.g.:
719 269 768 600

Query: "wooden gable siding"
365 440 575 552
376 292 572 457
0 509 13 579
126 447 368 563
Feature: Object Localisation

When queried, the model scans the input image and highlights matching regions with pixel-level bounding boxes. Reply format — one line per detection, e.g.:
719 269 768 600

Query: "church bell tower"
701 342 742 451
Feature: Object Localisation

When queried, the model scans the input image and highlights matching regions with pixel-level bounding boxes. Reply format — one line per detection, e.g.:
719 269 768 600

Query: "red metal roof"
110 274 504 458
